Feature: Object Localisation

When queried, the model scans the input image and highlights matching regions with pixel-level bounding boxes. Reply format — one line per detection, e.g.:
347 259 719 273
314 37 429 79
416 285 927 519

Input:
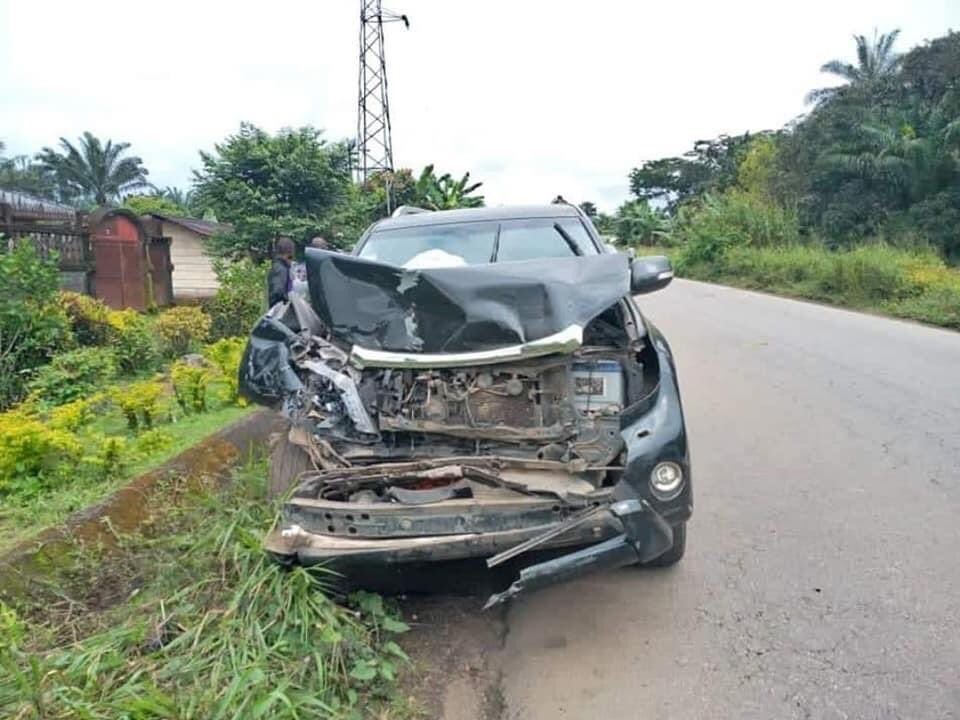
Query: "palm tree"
36 132 150 205
152 185 200 212
807 29 902 105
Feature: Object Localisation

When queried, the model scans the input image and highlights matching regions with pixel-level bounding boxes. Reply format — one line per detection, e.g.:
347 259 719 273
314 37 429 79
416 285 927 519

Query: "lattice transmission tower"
356 0 408 184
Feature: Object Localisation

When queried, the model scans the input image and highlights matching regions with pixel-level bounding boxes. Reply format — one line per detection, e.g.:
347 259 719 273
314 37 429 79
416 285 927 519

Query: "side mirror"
630 255 674 295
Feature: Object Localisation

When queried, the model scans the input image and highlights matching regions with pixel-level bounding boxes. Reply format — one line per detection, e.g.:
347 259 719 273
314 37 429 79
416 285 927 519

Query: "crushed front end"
243 250 691 605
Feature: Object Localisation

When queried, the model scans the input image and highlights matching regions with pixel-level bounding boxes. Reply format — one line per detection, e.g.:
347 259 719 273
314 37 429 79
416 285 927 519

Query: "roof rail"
391 205 432 217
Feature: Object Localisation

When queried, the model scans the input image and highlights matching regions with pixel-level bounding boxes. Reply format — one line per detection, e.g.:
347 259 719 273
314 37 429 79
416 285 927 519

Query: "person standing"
267 236 295 306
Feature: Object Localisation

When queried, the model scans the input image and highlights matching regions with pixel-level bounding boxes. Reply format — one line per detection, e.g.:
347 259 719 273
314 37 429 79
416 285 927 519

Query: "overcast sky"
1 0 957 211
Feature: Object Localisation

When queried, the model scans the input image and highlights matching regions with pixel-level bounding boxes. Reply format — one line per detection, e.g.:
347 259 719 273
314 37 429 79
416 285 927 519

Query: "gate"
90 209 150 310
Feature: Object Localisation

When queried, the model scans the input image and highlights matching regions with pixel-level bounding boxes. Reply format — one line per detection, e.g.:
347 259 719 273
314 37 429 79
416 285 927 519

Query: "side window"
496 218 598 263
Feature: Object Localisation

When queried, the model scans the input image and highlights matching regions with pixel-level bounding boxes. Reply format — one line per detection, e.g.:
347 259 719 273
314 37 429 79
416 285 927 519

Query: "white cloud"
1 0 957 212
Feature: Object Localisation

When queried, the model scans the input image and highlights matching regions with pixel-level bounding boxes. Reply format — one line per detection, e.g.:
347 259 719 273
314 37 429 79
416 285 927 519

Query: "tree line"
0 126 484 261
600 29 960 263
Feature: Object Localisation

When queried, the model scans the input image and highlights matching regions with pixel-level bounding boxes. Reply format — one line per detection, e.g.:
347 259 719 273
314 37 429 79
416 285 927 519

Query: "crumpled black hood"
305 249 630 353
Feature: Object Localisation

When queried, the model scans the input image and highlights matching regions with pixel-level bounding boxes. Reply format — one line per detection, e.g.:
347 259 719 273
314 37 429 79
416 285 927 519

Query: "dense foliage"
206 257 268 339
628 30 960 262
122 193 185 217
0 243 73 410
27 347 117 407
156 305 211 356
193 124 355 259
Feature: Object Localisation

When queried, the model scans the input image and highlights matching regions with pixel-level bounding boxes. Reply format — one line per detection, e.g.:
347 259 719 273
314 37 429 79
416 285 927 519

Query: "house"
142 214 229 300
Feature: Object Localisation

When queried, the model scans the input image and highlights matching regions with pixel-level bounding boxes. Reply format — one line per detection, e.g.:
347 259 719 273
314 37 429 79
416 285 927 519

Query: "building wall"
164 223 219 299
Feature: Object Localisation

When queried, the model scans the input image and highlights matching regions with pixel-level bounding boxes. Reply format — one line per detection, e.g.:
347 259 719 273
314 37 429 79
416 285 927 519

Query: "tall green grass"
678 243 960 329
0 462 411 719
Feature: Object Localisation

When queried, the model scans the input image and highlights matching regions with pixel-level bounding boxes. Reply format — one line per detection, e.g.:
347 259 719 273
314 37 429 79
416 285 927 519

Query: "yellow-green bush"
113 380 165 432
0 409 83 495
157 306 212 357
202 337 246 404
132 428 174 458
171 362 211 414
888 273 960 328
58 291 113 346
107 309 161 374
48 394 105 432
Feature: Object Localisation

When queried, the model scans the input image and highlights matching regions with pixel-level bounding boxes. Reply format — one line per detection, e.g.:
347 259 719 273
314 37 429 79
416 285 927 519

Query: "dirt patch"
399 595 510 720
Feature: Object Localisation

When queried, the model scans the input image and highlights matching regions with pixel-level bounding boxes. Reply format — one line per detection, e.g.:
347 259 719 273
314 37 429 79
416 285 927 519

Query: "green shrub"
171 361 211 414
0 241 74 410
678 241 960 330
113 379 165 432
674 191 801 267
823 245 921 301
47 394 105 432
27 347 117 407
157 306 211 356
202 337 246 404
132 427 174 458
0 409 82 496
58 291 114 346
207 258 267 340
107 309 161 374
83 434 128 482
889 277 960 329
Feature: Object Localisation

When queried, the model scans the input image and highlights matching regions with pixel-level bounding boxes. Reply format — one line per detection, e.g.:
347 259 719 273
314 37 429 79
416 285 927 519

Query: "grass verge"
0 402 254 554
669 244 960 330
0 459 415 719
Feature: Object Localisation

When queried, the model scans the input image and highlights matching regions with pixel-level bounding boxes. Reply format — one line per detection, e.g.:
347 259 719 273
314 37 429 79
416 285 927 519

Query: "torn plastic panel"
238 315 305 408
483 499 674 608
304 249 630 353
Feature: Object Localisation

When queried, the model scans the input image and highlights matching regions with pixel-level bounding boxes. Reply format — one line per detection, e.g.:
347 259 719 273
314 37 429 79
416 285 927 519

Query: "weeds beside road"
637 243 960 331
0 460 415 720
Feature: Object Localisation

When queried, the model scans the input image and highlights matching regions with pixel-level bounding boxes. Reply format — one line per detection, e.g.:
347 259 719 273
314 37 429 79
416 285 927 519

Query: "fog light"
650 461 684 500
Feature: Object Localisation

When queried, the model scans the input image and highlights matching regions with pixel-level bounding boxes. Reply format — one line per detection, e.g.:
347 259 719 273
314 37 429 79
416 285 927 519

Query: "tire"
268 430 314 499
645 522 686 567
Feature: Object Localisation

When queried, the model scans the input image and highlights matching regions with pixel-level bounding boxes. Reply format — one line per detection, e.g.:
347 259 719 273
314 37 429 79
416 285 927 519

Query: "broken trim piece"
349 324 583 369
300 360 378 435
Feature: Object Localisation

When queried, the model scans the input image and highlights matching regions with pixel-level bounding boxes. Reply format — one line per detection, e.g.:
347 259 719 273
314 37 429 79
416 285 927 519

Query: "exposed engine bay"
257 297 651 487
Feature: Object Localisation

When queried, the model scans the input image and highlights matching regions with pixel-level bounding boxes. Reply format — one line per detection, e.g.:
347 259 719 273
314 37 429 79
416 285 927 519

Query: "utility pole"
356 0 408 197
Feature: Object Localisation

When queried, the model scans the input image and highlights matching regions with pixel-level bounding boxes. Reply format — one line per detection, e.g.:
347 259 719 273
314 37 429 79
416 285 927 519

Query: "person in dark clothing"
267 236 296 306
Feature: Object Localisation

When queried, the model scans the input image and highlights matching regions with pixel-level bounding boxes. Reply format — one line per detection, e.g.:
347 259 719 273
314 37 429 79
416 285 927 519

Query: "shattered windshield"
357 218 597 267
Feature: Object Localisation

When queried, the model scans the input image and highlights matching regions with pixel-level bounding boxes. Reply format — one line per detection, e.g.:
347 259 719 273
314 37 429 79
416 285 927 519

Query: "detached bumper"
265 497 673 606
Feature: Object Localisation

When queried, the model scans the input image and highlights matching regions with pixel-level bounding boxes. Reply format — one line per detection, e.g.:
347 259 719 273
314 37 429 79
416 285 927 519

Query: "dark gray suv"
241 203 691 606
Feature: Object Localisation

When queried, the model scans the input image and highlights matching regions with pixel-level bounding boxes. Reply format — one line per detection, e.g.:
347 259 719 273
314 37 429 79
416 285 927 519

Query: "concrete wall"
165 222 219 299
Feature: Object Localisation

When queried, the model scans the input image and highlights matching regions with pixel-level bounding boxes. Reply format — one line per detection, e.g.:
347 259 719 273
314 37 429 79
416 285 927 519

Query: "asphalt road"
493 279 960 720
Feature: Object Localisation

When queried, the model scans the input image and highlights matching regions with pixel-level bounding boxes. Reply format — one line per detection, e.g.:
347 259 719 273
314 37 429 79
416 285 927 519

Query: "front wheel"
644 522 686 567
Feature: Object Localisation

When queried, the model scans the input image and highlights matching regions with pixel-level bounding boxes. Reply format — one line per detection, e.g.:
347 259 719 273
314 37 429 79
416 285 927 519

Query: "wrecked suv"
240 204 691 606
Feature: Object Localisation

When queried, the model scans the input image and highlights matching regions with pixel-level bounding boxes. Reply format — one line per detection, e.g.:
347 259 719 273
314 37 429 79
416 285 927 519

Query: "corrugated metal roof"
148 214 230 237
0 188 78 219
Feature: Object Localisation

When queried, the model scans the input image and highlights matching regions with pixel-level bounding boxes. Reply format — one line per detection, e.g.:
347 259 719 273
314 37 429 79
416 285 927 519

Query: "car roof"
370 204 581 231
